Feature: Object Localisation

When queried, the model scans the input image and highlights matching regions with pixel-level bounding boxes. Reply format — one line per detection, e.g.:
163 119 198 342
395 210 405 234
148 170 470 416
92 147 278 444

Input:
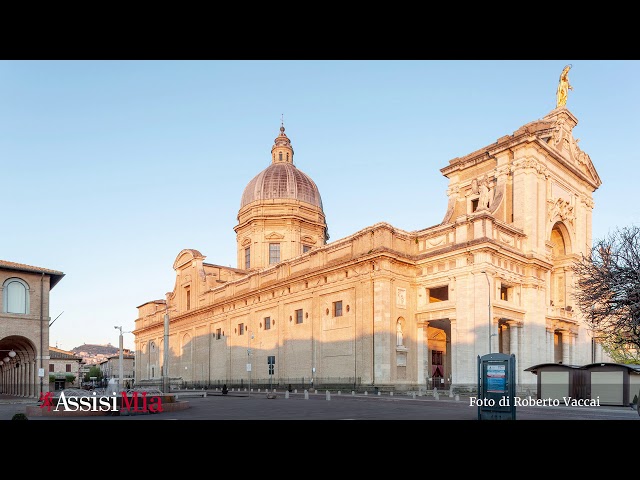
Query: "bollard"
338 391 341 395
449 388 454 398
390 392 393 396
326 390 331 401
295 389 298 394
377 391 381 396
285 391 290 399
364 391 368 396
352 391 355 396
412 392 416 399
304 390 309 400
434 392 440 400
455 394 460 401
204 391 207 397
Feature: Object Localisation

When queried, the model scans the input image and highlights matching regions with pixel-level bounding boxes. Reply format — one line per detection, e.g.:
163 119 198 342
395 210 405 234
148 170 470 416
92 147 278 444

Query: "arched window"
3 278 30 314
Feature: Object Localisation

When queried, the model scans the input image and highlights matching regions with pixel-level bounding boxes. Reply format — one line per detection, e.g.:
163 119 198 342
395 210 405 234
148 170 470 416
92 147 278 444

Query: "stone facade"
134 106 607 394
99 354 135 386
0 260 64 397
49 346 83 389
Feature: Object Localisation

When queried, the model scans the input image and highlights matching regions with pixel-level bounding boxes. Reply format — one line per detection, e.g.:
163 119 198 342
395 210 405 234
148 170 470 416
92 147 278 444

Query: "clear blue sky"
2 60 638 351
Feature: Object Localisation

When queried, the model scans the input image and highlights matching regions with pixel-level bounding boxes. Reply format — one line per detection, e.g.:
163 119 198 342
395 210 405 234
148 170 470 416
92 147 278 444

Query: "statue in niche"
471 178 479 195
396 321 404 347
477 176 493 210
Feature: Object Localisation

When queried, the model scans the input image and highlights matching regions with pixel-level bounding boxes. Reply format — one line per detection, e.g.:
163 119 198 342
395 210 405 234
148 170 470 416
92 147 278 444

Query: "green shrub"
11 413 28 420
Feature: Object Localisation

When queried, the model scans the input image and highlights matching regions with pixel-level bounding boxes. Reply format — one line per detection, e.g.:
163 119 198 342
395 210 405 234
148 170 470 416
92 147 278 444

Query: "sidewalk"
0 394 39 405
0 394 39 420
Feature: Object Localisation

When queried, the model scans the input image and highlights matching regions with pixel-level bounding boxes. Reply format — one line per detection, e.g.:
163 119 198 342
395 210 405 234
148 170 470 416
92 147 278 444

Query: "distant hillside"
71 343 119 357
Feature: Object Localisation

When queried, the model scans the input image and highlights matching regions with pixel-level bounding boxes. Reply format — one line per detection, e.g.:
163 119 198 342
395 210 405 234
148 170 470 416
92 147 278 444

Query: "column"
509 323 520 386
569 334 576 365
418 322 429 388
28 361 34 398
562 332 570 365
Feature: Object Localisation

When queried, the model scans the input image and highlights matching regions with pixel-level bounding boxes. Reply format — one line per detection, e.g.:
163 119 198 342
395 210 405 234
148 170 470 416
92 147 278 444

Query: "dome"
240 162 323 209
239 124 323 210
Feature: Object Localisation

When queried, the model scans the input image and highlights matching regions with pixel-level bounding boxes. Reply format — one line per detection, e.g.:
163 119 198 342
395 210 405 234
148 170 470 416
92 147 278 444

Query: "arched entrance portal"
418 318 452 391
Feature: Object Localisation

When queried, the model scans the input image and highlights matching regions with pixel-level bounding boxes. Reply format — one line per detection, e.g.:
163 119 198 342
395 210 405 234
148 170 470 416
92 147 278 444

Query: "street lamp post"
163 306 170 393
247 329 254 396
114 326 124 392
480 271 492 354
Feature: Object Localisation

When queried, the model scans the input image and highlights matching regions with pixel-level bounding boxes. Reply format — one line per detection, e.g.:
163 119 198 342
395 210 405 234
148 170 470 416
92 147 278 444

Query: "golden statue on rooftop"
556 64 573 108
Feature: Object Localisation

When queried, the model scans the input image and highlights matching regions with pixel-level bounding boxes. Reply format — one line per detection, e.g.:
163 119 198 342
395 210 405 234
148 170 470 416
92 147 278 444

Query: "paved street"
2 390 639 421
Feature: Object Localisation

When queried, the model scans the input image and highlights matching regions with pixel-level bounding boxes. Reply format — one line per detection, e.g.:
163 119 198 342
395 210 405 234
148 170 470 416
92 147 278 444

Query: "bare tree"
573 225 640 359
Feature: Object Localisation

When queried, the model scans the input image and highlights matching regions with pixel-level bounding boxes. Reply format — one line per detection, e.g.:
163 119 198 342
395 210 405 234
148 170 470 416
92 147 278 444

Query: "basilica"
133 88 605 393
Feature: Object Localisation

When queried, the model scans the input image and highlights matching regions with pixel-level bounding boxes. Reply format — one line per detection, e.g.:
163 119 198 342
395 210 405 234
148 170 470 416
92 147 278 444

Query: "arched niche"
549 222 572 308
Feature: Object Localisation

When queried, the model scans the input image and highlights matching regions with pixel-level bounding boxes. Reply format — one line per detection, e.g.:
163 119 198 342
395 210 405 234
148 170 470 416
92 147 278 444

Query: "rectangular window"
500 284 514 302
295 309 303 324
264 316 271 330
66 364 71 373
269 243 280 264
244 247 251 269
49 364 54 373
471 198 479 212
186 288 191 310
216 328 221 340
238 323 244 335
500 285 509 301
428 286 449 302
333 301 343 317
303 245 311 253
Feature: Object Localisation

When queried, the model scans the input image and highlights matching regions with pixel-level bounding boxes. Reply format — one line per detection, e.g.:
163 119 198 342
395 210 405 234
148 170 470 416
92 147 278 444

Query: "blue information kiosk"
477 353 516 420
